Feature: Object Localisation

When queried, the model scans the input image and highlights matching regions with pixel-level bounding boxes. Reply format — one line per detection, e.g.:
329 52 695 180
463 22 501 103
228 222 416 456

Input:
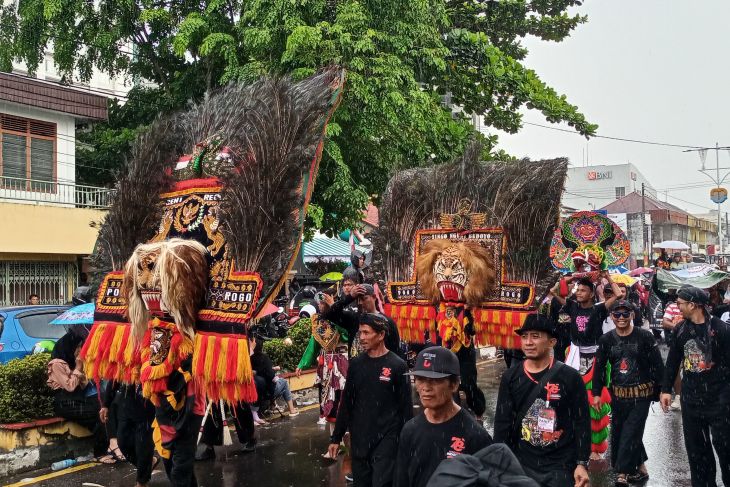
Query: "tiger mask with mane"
123 238 209 343
415 239 496 307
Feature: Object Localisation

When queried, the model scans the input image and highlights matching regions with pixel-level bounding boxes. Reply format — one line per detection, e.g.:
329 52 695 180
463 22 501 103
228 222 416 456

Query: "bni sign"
587 170 612 180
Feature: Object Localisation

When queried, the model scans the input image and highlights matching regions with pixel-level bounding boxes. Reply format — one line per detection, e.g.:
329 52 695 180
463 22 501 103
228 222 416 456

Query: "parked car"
0 305 71 363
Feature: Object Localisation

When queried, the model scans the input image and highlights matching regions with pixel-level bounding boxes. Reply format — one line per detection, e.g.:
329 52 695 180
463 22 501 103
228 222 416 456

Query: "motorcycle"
249 307 293 340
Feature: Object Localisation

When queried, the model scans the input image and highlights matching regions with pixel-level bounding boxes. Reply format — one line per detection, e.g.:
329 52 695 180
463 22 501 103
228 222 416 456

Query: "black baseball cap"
514 314 556 338
610 299 635 312
407 346 460 379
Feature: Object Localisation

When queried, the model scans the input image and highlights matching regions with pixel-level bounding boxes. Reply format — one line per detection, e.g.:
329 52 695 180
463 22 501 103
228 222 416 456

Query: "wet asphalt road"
2 354 724 487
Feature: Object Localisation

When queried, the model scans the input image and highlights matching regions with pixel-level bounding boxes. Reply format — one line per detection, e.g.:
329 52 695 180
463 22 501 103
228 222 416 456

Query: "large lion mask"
123 238 209 342
416 239 496 306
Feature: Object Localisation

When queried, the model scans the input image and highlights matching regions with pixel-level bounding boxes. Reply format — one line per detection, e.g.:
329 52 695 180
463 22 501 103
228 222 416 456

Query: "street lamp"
684 143 730 255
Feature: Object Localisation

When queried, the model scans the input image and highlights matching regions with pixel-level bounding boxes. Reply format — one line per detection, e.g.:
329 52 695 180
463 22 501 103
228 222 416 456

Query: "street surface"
2 353 722 487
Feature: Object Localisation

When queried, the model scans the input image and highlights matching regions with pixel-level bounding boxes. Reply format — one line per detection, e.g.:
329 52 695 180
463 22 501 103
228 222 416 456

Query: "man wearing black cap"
494 314 590 487
660 285 730 486
592 300 664 486
394 346 492 487
328 313 412 487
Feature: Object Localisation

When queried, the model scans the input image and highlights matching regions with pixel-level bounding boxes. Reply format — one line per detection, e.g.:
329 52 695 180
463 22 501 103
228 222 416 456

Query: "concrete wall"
0 419 92 477
0 202 105 255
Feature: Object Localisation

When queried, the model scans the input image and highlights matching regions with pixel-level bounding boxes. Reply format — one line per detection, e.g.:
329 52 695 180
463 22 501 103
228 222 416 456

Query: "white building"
12 47 137 100
563 163 657 212
0 72 111 305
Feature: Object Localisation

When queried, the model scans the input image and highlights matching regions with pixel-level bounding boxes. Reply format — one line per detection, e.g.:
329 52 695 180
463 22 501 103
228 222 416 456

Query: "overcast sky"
494 0 730 215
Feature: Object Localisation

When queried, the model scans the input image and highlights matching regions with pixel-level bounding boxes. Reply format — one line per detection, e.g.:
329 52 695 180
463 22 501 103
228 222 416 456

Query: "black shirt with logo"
561 300 608 347
394 408 492 487
662 316 730 406
592 327 664 401
331 351 412 457
493 362 590 472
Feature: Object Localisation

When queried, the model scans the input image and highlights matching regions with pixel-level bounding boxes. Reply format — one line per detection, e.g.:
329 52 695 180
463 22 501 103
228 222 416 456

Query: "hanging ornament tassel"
197 400 213 445
220 399 233 446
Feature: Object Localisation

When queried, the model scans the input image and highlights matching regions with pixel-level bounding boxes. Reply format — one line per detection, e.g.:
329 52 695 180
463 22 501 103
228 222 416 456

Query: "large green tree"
0 0 595 234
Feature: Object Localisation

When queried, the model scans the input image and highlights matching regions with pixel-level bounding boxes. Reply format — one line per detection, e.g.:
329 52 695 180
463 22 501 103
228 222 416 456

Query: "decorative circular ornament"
710 187 727 204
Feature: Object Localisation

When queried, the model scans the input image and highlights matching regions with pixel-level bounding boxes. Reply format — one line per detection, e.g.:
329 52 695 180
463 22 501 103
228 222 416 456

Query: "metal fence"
0 261 78 306
0 176 114 209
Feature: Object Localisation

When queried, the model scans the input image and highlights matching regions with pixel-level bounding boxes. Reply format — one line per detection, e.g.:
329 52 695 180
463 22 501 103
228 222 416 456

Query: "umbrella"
254 302 280 319
653 240 690 250
610 274 637 286
320 272 343 282
629 267 654 277
50 302 95 326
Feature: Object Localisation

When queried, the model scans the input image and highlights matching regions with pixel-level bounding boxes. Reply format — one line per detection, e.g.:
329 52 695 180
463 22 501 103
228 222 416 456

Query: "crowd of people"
41 254 730 487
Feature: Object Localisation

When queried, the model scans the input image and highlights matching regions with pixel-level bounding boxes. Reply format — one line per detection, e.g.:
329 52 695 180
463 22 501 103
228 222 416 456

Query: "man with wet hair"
328 313 412 487
660 285 730 487
394 346 492 487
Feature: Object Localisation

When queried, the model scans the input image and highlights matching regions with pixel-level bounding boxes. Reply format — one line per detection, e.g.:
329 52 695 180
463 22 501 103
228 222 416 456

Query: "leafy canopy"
1 0 596 234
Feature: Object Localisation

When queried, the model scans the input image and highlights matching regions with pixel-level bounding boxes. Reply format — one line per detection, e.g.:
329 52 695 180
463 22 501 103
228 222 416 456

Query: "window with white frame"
615 186 626 199
0 114 56 191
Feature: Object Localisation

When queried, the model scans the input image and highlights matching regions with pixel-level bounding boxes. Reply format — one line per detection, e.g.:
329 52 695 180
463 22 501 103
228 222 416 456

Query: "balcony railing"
0 176 115 209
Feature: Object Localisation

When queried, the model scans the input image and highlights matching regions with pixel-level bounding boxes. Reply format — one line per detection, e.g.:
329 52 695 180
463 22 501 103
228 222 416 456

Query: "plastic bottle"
50 454 93 471
51 459 77 471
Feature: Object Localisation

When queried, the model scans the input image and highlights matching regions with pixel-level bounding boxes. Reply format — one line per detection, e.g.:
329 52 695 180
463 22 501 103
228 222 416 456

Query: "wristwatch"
576 460 589 468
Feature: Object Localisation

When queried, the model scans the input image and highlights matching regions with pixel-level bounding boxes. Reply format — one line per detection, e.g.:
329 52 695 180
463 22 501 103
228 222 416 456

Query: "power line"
523 121 708 149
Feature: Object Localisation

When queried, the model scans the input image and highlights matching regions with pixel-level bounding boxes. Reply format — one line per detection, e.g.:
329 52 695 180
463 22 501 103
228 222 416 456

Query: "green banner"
656 266 730 292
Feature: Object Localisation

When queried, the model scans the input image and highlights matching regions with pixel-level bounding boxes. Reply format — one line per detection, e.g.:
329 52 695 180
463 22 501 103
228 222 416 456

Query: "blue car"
0 305 71 363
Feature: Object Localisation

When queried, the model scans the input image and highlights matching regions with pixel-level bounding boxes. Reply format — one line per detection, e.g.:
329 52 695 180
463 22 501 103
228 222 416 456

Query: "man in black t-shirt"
494 315 590 487
551 274 622 352
592 300 664 486
394 346 492 487
328 313 412 487
660 286 730 487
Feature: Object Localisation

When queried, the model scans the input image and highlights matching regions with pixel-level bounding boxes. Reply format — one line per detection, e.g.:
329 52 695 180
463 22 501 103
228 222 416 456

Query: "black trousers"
117 405 155 484
351 435 398 487
162 414 203 487
457 346 486 417
522 465 574 487
682 400 730 487
53 395 108 457
200 403 255 446
611 398 650 474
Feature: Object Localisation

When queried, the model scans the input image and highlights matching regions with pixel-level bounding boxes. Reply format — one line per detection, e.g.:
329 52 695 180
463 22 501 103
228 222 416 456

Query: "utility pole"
684 142 730 255
642 183 647 265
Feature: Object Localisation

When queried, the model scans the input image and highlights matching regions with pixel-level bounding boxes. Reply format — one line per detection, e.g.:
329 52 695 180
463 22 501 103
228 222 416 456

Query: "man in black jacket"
660 285 730 487
328 313 412 487
494 314 590 487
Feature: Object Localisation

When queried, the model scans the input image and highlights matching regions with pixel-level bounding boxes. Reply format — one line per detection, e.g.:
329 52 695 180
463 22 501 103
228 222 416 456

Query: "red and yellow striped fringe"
80 321 140 384
192 332 258 404
385 304 529 349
